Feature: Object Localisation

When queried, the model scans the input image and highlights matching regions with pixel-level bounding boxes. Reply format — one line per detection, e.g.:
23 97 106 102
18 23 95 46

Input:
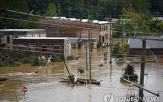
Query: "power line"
0 16 100 31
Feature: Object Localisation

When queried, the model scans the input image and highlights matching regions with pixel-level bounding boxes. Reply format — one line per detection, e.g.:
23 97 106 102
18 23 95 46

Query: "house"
12 37 71 59
0 29 46 49
127 38 163 57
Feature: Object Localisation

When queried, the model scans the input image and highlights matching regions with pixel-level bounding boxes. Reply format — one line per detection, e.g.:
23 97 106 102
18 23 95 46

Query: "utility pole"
109 15 112 64
13 51 15 71
139 38 146 102
85 43 88 71
117 38 160 99
122 15 124 44
88 12 92 84
68 7 72 18
58 4 61 18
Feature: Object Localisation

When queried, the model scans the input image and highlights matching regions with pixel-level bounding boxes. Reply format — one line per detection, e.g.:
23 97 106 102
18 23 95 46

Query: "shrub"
9 63 21 67
0 62 6 67
112 42 120 55
31 56 39 66
15 52 27 59
78 68 85 73
51 56 62 62
68 74 75 84
22 58 32 64
99 63 103 67
121 64 138 82
15 63 21 66
67 55 75 60
97 41 102 48
116 49 125 58
121 43 127 52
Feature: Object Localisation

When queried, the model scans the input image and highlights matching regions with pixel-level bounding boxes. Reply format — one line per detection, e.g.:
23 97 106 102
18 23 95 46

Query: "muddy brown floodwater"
0 48 163 102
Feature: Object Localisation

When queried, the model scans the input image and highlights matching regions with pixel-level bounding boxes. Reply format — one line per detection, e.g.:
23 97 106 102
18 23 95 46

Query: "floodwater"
0 47 163 102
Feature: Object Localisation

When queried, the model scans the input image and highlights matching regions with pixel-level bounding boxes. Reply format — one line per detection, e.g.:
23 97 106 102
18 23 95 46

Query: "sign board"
22 87 27 93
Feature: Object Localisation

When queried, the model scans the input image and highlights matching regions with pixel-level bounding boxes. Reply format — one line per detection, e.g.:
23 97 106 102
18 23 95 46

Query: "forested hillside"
24 0 163 20
0 0 163 30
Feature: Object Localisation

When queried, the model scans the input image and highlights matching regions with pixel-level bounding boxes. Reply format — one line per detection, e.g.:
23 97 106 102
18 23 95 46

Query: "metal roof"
13 37 69 40
0 29 45 32
128 38 163 49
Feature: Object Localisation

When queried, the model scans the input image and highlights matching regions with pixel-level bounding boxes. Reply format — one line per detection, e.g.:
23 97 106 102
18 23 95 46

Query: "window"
54 45 59 53
30 46 35 52
42 46 47 52
151 52 157 56
19 47 23 51
7 36 10 43
131 51 136 56
106 25 108 30
105 33 108 39
102 36 104 43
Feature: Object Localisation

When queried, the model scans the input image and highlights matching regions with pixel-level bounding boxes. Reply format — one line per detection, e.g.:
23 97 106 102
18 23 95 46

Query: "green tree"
0 0 39 29
46 3 58 16
123 4 153 35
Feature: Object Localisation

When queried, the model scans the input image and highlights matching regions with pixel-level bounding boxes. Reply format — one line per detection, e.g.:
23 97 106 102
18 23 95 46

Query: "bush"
0 62 6 67
22 58 32 64
99 63 103 67
67 55 75 60
78 68 85 73
9 63 21 67
97 41 102 48
51 56 62 62
116 49 125 58
112 42 127 58
31 56 39 66
68 74 75 84
15 63 21 66
121 43 127 52
15 52 27 59
121 64 138 82
112 42 120 55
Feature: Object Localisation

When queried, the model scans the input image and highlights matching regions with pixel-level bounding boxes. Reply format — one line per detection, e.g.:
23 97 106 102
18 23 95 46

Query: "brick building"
0 29 46 49
127 38 163 57
39 17 100 48
13 37 71 59
99 21 112 47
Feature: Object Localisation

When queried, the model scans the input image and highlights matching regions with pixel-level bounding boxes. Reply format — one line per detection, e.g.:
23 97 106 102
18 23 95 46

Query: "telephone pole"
68 7 72 18
109 15 112 64
139 38 146 102
58 4 61 18
122 15 124 44
117 37 160 100
88 13 92 84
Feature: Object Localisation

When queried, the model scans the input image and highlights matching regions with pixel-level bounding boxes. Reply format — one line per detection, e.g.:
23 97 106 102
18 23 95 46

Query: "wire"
0 16 100 31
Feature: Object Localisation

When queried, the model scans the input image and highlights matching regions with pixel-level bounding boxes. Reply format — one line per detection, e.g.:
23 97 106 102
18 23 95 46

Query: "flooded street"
0 48 163 102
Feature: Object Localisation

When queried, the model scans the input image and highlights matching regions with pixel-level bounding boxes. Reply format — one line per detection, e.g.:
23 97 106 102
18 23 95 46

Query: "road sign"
22 87 27 93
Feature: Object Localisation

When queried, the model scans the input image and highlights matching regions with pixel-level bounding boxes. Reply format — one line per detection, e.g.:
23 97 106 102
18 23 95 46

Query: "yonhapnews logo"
103 93 114 102
103 93 160 102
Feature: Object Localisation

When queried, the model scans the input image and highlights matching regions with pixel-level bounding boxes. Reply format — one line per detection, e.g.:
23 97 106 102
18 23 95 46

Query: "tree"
123 4 153 35
46 3 58 16
0 0 39 29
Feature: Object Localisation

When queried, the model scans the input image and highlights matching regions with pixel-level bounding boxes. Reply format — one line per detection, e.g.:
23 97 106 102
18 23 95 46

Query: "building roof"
13 37 69 40
153 17 163 21
0 29 45 32
128 38 163 49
